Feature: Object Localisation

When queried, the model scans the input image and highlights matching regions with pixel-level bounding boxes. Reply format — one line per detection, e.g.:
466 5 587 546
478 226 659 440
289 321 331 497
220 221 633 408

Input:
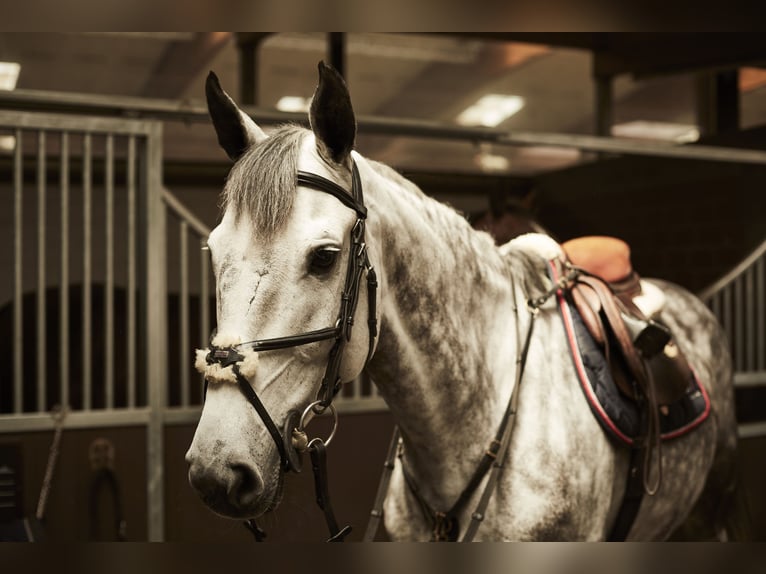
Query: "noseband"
205 160 378 474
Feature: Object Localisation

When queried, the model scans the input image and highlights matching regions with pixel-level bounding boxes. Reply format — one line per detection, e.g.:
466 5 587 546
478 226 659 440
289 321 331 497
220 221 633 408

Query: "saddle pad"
549 262 711 445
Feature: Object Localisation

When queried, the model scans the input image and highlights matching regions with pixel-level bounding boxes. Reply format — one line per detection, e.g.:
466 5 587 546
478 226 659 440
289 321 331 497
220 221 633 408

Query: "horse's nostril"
229 462 264 506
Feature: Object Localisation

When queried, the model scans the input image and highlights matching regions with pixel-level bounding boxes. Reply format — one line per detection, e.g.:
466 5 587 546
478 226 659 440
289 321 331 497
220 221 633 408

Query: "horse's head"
185 62 378 519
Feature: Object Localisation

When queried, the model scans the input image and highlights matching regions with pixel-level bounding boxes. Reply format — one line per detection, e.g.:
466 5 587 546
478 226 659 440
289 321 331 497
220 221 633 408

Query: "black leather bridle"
203 160 377 540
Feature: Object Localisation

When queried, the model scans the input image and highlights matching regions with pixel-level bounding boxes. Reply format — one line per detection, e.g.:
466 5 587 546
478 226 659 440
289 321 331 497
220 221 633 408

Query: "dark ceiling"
0 32 763 181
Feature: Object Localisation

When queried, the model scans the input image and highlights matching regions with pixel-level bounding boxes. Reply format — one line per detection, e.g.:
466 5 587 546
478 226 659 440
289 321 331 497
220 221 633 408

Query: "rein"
204 160 376 542
364 269 551 542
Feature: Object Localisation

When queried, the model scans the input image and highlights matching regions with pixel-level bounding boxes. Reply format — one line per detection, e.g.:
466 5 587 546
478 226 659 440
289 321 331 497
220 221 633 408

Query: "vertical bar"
745 266 755 372
60 132 70 410
723 284 732 364
715 70 740 135
127 136 137 408
328 33 346 79
105 135 115 408
13 129 23 414
735 277 744 372
237 36 257 105
352 375 361 399
144 123 166 541
594 75 613 137
200 239 210 350
370 373 379 397
37 131 46 412
711 289 721 320
179 221 190 407
757 256 765 371
200 238 210 404
82 133 92 410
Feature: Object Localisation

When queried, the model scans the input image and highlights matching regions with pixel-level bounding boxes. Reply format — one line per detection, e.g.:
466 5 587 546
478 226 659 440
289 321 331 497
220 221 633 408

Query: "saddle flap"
570 284 605 346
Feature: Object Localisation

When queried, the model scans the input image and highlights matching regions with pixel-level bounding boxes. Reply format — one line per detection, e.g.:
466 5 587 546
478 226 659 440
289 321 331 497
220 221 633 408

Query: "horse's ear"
309 61 356 165
205 71 267 161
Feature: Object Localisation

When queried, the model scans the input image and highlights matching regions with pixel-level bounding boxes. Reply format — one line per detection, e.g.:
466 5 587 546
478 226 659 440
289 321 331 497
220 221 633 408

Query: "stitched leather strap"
245 327 339 352
461 290 537 542
309 440 353 542
376 270 535 542
297 167 367 218
232 364 291 472
363 426 401 541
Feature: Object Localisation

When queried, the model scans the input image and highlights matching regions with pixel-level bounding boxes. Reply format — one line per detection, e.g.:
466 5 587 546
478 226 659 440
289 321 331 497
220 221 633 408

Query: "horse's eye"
310 247 340 274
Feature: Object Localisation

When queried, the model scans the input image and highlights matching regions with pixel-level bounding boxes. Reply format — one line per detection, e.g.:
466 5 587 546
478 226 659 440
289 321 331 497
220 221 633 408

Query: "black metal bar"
237 36 257 106
328 33 346 79
0 90 765 164
594 74 613 137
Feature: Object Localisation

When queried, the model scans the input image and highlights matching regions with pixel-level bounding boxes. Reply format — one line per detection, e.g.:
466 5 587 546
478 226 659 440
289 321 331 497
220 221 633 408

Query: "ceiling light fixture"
611 121 700 143
0 62 20 91
456 94 524 128
0 135 15 151
276 96 311 113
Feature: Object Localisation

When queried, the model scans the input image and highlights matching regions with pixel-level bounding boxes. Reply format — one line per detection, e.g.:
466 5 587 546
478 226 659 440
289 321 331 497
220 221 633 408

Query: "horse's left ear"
309 61 356 165
206 71 268 161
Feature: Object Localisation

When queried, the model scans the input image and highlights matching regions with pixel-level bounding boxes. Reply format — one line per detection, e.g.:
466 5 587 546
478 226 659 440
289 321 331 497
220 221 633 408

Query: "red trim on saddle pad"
549 261 711 446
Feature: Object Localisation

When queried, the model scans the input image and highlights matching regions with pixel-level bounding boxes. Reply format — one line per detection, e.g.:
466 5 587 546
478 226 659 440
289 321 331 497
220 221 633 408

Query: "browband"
297 162 367 218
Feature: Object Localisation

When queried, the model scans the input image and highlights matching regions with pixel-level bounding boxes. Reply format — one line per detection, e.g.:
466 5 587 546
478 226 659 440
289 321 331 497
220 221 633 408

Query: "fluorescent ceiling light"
476 152 510 172
457 94 524 127
276 96 311 113
0 62 20 91
0 135 15 151
611 121 699 143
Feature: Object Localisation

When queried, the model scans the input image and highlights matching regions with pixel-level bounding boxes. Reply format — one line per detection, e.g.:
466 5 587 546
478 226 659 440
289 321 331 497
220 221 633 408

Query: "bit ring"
297 400 338 448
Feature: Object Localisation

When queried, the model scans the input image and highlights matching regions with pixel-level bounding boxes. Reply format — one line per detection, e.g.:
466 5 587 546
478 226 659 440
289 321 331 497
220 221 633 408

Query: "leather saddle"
561 236 692 407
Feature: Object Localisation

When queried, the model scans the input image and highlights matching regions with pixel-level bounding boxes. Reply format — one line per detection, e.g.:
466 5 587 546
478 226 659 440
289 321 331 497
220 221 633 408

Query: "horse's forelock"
222 124 308 237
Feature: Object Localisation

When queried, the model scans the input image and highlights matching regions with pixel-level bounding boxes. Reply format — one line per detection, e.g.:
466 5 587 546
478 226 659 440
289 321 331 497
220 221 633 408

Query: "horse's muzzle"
187 455 267 518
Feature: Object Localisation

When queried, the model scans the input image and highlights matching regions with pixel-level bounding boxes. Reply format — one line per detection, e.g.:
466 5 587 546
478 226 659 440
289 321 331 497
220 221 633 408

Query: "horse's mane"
367 159 504 272
222 124 306 238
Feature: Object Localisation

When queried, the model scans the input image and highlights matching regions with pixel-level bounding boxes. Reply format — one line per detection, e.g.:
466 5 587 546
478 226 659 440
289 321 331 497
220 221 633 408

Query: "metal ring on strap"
298 400 339 448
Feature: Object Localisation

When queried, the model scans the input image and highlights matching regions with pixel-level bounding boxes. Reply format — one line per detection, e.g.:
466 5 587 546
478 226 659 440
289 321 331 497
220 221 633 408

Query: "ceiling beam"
591 34 766 78
141 33 232 99
432 33 766 79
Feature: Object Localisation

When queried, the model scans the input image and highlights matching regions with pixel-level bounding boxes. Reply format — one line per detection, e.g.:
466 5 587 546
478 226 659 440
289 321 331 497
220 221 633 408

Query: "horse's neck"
363 161 520 506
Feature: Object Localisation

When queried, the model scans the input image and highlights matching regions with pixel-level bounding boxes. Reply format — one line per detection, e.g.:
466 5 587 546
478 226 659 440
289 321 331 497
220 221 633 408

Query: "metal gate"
0 108 385 542
0 111 165 540
700 238 766 439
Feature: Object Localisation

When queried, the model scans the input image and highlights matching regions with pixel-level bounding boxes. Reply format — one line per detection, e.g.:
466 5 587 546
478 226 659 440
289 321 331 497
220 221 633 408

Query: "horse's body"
186 63 742 540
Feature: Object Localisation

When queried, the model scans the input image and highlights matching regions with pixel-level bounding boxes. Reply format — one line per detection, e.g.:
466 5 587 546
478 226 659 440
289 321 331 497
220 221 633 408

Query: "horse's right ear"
205 71 267 161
